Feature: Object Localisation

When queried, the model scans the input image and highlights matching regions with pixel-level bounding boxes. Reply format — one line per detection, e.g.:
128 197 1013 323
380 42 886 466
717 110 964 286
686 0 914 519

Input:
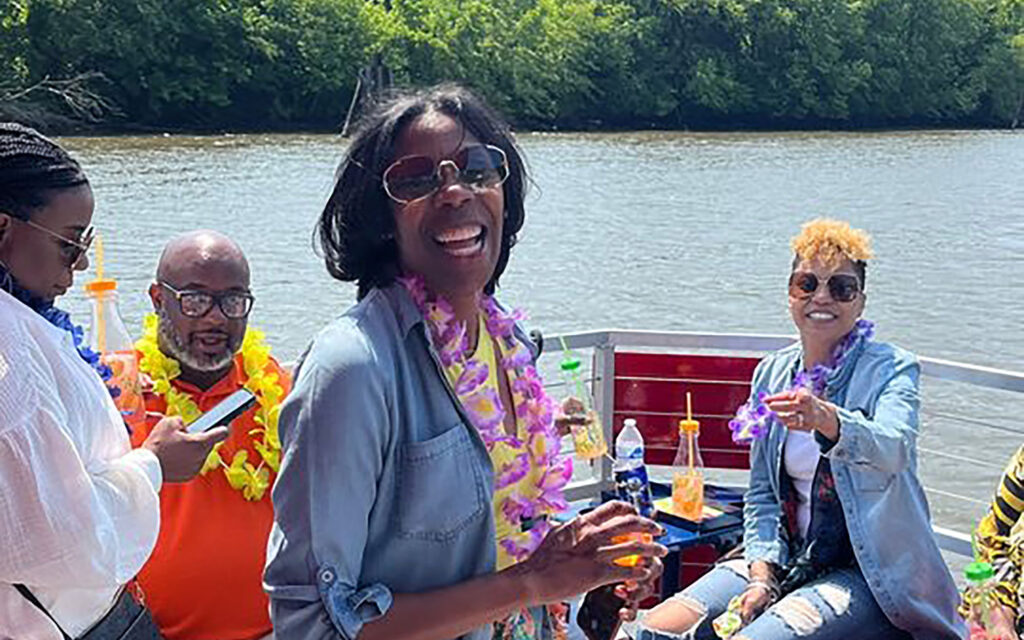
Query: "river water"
58 129 1024 534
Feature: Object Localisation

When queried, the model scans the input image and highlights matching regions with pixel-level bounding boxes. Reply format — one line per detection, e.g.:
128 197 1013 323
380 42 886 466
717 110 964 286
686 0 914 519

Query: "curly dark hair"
0 122 88 220
317 84 528 299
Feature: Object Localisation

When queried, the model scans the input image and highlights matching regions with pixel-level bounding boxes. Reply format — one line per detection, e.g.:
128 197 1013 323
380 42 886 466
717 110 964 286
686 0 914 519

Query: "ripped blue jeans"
637 560 911 640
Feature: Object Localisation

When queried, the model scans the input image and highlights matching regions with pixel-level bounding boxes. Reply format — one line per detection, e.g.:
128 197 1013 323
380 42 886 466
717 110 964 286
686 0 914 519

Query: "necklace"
398 275 573 563
728 319 875 444
136 313 284 500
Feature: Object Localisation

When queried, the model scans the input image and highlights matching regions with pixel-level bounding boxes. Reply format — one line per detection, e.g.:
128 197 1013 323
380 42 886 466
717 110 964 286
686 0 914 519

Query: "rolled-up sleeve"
821 355 919 474
264 325 394 640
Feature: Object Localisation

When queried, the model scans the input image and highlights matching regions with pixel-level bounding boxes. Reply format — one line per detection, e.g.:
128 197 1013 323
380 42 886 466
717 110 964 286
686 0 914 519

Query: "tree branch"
0 72 120 121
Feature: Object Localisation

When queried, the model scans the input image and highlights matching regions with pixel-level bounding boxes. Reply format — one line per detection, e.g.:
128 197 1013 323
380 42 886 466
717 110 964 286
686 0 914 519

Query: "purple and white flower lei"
398 274 572 563
728 319 875 445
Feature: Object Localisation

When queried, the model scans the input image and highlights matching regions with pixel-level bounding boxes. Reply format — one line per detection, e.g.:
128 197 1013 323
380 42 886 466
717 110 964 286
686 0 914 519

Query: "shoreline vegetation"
21 123 1024 140
2 0 1023 135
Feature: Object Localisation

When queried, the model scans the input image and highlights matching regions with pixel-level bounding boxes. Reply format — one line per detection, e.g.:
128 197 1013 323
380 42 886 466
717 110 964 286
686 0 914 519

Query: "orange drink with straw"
672 392 705 521
85 235 145 429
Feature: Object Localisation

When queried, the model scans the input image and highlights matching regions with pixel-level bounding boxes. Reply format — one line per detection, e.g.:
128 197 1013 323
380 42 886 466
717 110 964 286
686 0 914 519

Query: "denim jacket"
264 284 539 640
743 340 965 640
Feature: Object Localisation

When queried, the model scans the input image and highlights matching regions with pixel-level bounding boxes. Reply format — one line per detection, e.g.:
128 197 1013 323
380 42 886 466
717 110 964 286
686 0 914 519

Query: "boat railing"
544 329 1024 560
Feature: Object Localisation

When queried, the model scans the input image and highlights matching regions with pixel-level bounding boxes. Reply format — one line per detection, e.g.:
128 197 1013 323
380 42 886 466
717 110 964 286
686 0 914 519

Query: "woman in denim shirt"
639 219 964 640
264 84 666 640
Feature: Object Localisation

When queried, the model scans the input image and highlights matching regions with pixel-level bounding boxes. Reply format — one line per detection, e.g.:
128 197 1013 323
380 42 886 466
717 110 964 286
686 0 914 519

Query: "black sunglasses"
160 282 254 319
788 271 862 303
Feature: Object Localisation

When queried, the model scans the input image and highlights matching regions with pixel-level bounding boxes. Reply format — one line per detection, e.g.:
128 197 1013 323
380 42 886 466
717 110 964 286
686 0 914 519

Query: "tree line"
2 0 1022 130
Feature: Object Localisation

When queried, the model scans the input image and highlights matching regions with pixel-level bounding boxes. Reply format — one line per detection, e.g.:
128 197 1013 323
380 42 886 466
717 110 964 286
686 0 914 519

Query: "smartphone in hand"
186 388 256 434
577 584 625 640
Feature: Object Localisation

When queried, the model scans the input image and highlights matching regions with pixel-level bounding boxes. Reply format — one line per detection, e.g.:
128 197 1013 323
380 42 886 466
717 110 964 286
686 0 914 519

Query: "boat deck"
544 329 1024 588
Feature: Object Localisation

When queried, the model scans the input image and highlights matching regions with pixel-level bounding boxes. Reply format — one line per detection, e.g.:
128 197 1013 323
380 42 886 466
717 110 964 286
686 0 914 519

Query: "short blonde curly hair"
791 218 874 269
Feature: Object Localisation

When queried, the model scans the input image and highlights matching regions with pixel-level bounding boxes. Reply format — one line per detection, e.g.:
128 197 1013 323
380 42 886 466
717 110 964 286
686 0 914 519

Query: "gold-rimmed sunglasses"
788 271 862 303
382 144 510 205
14 217 95 268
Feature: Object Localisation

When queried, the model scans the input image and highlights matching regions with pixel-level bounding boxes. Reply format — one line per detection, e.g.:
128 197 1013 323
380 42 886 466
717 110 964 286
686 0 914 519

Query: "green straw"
559 336 589 401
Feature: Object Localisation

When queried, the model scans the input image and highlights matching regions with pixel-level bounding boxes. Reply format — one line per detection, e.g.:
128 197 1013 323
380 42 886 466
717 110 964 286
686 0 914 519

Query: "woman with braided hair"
0 123 228 640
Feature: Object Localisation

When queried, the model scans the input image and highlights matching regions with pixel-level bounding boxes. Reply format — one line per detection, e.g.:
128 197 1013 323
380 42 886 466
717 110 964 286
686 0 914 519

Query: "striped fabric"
963 444 1024 622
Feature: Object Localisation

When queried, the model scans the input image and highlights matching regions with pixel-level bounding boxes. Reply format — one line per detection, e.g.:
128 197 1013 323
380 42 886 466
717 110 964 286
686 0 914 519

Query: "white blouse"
0 289 162 639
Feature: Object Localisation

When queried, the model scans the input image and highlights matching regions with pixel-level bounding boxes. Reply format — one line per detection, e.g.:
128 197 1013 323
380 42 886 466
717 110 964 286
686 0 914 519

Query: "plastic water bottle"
963 561 997 639
611 418 655 566
614 418 654 517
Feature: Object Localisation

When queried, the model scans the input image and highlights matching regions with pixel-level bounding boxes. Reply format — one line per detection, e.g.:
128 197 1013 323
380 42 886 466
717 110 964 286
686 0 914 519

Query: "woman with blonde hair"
637 219 964 640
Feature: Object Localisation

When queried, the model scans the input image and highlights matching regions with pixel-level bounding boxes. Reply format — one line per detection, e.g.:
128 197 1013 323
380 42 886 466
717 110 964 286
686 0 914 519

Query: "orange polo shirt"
130 353 290 640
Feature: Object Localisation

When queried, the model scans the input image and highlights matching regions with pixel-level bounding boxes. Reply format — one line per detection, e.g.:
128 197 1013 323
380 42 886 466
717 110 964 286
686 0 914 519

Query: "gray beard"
157 308 236 373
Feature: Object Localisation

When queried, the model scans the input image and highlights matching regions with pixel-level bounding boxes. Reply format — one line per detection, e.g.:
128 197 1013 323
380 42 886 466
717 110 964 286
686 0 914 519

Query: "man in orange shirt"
131 230 289 640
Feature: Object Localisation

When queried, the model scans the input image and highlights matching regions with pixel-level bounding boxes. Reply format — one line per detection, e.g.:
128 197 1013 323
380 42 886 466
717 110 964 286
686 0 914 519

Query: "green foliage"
853 0 993 121
1 0 1022 128
1 0 30 88
13 0 368 125
232 0 371 124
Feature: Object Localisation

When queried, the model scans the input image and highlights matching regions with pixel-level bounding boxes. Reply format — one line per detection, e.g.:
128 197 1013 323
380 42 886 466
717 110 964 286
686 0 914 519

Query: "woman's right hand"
516 501 668 605
736 583 773 624
141 415 229 483
737 561 777 623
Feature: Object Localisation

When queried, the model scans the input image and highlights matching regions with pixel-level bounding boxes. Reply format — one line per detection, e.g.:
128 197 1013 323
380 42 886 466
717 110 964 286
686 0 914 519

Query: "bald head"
150 231 253 387
156 230 250 286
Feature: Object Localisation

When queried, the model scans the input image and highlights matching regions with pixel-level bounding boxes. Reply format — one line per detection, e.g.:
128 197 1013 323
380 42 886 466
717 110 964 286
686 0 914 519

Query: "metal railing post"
593 335 617 496
542 328 1018 557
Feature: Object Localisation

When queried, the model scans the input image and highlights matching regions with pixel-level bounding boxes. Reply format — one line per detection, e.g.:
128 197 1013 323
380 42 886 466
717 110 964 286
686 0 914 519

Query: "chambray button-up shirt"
264 284 539 640
743 339 965 640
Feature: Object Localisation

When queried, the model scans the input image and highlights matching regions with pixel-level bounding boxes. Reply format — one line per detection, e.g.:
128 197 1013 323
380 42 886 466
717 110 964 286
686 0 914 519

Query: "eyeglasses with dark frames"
159 282 255 319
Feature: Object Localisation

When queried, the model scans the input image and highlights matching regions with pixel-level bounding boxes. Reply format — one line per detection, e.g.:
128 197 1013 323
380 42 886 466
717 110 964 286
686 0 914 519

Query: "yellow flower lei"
136 313 284 501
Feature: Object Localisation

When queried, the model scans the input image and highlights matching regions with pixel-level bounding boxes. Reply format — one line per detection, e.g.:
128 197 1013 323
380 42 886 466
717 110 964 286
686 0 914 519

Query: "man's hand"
142 416 230 483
